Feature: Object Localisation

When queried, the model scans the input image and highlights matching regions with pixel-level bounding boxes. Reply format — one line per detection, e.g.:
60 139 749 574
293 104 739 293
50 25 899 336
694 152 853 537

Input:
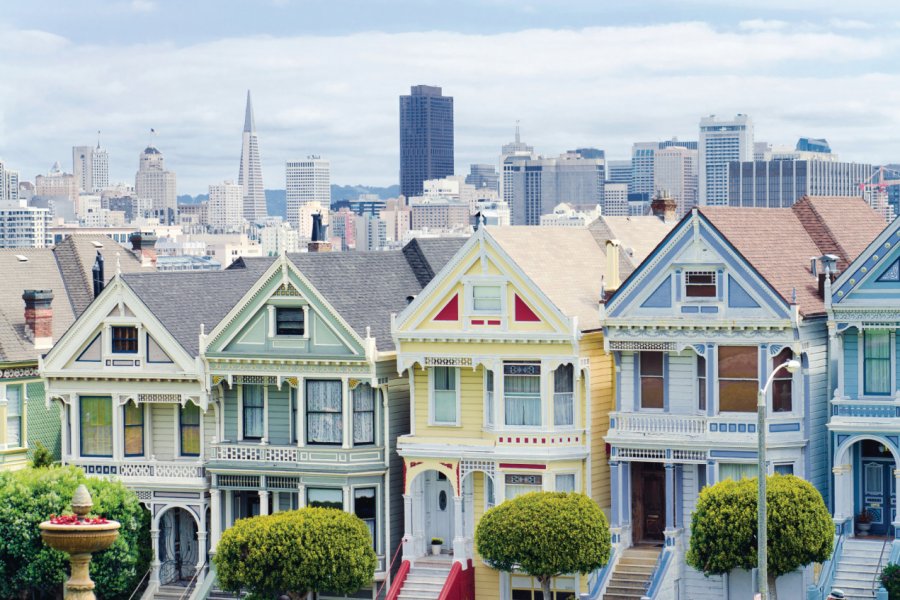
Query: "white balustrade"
213 443 299 463
612 412 706 436
71 458 204 479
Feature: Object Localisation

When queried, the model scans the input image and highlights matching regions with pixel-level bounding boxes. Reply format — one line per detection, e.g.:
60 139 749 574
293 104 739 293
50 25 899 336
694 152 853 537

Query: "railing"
831 400 900 418
810 529 844 600
212 442 384 465
192 560 218 600
213 444 299 462
70 458 205 479
874 538 890 594
375 540 406 599
613 412 706 436
385 561 411 600
126 565 152 600
587 545 619 599
437 560 474 600
643 548 673 599
180 560 205 600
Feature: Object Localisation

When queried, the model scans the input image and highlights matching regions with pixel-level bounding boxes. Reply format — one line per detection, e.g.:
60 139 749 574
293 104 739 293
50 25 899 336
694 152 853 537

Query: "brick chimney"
308 212 332 253
23 290 54 350
651 190 678 223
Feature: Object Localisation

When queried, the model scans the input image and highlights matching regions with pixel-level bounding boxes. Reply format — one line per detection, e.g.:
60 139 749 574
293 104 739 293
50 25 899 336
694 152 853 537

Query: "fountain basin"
39 521 121 555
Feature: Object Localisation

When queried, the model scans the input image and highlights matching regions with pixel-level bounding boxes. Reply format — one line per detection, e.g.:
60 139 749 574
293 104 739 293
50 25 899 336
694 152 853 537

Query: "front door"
632 462 665 543
425 471 454 552
862 459 894 536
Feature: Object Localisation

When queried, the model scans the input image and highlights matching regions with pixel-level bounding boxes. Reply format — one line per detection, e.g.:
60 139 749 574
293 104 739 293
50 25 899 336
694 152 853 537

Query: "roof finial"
115 251 121 276
600 274 606 301
791 287 797 304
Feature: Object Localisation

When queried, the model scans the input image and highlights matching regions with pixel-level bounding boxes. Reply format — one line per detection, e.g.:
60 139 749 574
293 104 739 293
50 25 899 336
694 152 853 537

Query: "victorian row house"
600 197 885 599
386 212 674 600
40 238 463 597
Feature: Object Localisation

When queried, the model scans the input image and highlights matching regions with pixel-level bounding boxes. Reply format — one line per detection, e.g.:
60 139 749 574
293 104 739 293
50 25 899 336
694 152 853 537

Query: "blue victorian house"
599 196 885 600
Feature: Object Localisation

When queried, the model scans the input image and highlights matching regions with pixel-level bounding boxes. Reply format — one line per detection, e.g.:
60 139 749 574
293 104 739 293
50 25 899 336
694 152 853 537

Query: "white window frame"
683 269 718 302
429 367 461 426
462 276 508 318
472 285 503 313
484 368 495 429
502 362 542 429
554 472 578 493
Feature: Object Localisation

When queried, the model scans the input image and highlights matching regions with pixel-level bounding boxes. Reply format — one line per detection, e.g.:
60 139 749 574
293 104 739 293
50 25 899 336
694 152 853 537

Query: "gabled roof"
402 238 468 287
699 196 885 317
589 215 677 280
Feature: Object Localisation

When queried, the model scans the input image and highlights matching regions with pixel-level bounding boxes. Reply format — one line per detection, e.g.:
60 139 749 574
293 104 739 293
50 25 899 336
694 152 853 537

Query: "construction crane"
858 166 900 222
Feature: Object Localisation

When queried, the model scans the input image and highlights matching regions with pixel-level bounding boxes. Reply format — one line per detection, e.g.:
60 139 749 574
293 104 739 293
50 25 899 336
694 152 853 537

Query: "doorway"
631 462 665 543
860 440 895 537
424 471 454 552
158 507 199 584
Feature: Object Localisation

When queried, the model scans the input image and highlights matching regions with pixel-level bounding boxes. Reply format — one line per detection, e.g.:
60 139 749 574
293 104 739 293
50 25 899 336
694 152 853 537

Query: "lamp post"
758 357 801 600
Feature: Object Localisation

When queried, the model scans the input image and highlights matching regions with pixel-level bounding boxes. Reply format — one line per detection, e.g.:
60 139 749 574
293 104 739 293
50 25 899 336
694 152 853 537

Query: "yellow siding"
473 472 501 600
582 330 614 513
413 365 486 439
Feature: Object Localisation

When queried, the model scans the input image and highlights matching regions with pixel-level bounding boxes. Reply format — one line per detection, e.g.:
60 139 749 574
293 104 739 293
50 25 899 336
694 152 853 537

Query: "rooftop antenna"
97 130 101 149
515 120 521 144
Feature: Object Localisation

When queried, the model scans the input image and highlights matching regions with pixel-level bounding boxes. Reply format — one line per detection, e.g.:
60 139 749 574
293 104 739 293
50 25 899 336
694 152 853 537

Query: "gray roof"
402 237 468 287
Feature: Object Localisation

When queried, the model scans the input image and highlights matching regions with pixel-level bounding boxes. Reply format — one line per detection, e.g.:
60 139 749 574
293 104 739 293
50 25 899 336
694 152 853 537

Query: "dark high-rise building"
399 85 454 198
466 164 499 193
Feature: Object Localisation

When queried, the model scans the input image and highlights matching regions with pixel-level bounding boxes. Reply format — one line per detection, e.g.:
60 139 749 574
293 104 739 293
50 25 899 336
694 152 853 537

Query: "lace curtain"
353 384 375 444
505 373 541 426
307 380 342 444
864 330 891 395
553 364 574 426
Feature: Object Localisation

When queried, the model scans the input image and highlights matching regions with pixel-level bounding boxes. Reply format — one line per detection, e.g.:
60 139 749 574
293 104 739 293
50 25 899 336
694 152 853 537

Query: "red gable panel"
434 294 459 321
514 294 540 322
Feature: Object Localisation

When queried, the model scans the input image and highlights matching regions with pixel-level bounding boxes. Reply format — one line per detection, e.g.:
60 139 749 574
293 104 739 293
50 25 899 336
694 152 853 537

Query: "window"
865 463 884 495
719 463 757 481
180 403 201 456
307 487 343 510
772 348 794 412
276 307 305 336
485 369 495 427
352 384 375 445
640 352 664 409
6 385 22 447
556 474 576 493
472 285 501 312
486 476 496 509
243 385 264 439
123 402 144 456
718 346 758 412
864 330 891 395
505 473 542 499
111 326 138 353
685 271 717 298
307 380 342 444
80 396 112 457
697 355 707 411
554 364 574 426
774 463 794 476
354 487 377 546
432 367 458 424
504 363 541 426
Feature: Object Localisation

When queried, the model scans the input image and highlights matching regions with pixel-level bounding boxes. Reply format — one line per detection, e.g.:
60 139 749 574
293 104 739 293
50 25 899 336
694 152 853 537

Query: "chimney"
92 251 105 298
650 190 678 223
23 290 54 351
817 254 839 298
605 239 621 291
130 232 142 252
308 212 332 253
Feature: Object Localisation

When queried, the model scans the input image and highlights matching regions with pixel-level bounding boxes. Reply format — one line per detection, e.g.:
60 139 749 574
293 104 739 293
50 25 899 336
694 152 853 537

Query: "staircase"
831 538 889 600
396 556 453 600
153 583 195 600
603 545 660 600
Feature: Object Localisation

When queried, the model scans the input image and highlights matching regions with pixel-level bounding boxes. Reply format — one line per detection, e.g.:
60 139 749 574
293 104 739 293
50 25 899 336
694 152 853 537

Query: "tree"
0 465 151 600
475 492 610 599
686 474 833 600
30 441 55 468
214 507 377 600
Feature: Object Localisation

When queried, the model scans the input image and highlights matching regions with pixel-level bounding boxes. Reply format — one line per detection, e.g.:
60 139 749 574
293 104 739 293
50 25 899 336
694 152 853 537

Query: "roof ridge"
50 237 83 317
795 197 849 263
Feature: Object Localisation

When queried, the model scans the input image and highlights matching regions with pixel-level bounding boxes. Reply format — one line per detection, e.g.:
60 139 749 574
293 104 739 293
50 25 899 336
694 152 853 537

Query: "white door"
426 471 454 551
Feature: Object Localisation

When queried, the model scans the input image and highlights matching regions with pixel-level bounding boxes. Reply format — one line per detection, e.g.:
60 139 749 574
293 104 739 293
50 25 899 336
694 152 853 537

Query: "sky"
2 1 900 194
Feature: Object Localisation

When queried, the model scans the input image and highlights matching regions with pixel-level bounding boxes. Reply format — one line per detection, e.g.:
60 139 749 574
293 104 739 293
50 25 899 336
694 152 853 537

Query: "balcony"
210 442 385 469
608 411 802 449
831 399 900 419
68 457 206 483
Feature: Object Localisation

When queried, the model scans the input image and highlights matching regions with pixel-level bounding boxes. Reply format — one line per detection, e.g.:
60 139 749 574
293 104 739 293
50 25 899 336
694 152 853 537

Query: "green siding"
268 386 291 445
26 381 61 461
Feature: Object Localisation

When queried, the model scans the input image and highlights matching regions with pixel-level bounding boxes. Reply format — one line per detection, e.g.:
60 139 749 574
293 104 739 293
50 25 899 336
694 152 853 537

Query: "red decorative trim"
498 463 546 470
514 294 541 322
487 319 501 325
402 460 407 492
440 461 454 471
456 462 461 493
410 460 422 469
434 294 459 321
386 560 411 600
471 319 484 325
541 438 546 444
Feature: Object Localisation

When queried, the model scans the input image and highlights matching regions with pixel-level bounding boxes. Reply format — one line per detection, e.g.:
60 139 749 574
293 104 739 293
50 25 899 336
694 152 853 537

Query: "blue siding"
268 386 291 445
641 276 672 308
224 388 238 441
844 330 858 399
727 275 760 308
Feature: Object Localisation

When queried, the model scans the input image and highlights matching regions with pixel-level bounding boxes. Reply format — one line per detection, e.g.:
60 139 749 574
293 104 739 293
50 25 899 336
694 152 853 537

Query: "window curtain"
553 365 574 426
354 487 377 546
353 385 375 445
124 402 144 456
505 374 541 426
433 367 457 423
243 385 264 439
307 380 342 444
506 484 541 499
719 463 757 481
556 474 576 493
6 385 21 447
485 370 494 427
81 396 113 457
864 330 891 395
180 403 201 456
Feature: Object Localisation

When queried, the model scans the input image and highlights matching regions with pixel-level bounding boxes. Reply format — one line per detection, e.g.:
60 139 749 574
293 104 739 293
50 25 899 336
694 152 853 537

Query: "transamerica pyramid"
238 90 267 222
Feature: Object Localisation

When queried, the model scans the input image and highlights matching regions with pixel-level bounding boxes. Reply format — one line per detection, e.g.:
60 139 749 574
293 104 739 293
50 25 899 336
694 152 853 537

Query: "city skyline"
2 2 900 193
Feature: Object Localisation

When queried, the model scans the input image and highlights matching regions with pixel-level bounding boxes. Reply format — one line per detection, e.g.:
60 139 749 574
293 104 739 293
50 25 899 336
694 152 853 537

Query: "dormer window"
472 285 502 312
111 326 138 354
276 307 305 336
685 271 717 298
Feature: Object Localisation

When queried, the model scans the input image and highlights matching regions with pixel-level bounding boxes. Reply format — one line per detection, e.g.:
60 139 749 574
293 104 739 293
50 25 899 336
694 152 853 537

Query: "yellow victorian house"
388 215 674 600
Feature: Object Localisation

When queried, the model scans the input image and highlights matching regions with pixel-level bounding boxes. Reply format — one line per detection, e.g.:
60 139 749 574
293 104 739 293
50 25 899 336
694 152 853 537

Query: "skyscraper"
73 143 109 193
465 164 499 193
135 145 177 224
399 85 454 198
630 139 697 196
239 90 267 222
286 156 331 238
699 114 754 206
499 124 535 206
727 159 872 209
654 146 699 217
208 181 244 231
503 152 605 225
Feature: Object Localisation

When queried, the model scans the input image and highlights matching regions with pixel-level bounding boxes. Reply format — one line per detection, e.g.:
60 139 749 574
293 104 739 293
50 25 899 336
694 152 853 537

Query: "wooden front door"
632 462 665 542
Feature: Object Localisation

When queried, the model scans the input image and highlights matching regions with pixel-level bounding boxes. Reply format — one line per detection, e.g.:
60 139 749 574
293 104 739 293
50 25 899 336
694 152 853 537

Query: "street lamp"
758 356 801 600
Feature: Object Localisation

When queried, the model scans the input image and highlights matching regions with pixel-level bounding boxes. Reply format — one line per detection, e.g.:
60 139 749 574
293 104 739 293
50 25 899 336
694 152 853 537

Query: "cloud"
828 18 875 30
130 0 156 12
0 23 899 192
738 19 789 31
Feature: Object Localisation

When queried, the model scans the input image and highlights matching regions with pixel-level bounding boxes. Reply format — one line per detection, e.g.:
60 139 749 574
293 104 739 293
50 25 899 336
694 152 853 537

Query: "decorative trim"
608 341 677 351
423 356 473 368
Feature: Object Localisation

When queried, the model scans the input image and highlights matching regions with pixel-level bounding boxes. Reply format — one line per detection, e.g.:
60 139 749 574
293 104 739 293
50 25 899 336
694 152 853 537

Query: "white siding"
668 351 698 414
152 404 175 460
679 463 726 600
620 352 635 411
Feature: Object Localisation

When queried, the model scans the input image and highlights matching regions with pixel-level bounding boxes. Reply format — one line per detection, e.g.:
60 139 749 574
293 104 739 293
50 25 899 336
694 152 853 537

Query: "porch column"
341 378 351 449
452 495 465 565
197 530 208 571
259 490 270 515
210 489 222 550
893 469 900 532
224 490 234 527
402 494 414 561
833 464 852 521
413 479 426 557
664 463 676 540
149 525 161 585
609 461 621 529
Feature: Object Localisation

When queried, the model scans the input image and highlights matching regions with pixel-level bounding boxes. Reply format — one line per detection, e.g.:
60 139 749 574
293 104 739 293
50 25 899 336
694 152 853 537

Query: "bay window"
639 352 664 409
864 330 891 395
697 355 707 411
719 463 757 481
718 346 758 412
484 369 495 427
553 364 574 426
354 487 377 546
306 380 342 444
307 487 343 510
123 402 144 456
242 385 264 439
504 363 541 427
80 396 112 457
353 384 375 445
180 402 201 457
432 367 458 425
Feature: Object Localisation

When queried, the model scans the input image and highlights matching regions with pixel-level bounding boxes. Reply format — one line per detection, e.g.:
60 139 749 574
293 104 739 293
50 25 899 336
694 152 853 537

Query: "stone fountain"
40 484 121 600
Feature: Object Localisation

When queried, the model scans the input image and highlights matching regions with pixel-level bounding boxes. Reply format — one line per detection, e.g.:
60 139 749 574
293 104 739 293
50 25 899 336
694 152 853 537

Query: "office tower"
35 162 78 203
354 213 387 251
238 90 267 222
330 207 356 250
208 181 244 230
603 183 629 216
399 85 454 198
0 200 51 248
699 114 754 205
286 156 330 237
630 139 697 196
500 124 536 205
654 146 699 217
465 164 499 193
606 159 632 186
572 147 605 160
0 159 19 203
727 159 872 208
73 143 109 193
503 152 605 225
135 145 177 224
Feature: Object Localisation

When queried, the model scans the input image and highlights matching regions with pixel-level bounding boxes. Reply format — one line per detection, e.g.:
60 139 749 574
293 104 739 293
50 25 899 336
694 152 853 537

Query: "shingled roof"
699 196 886 318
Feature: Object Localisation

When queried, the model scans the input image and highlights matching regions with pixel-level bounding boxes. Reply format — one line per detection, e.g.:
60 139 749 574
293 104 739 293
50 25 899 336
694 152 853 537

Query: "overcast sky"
2 0 900 194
